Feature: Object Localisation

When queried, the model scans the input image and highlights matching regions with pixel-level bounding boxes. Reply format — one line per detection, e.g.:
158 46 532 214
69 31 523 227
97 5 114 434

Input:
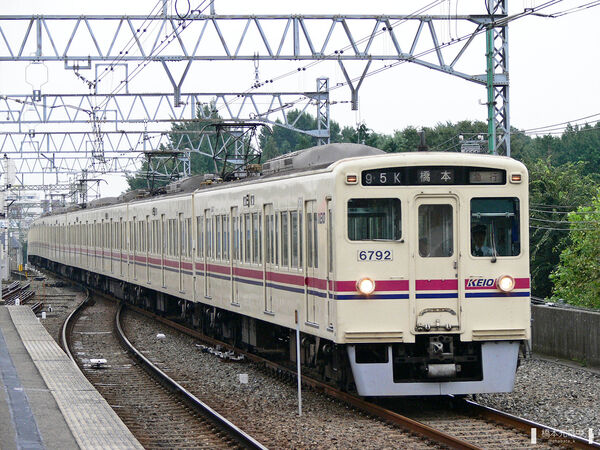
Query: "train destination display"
361 166 505 186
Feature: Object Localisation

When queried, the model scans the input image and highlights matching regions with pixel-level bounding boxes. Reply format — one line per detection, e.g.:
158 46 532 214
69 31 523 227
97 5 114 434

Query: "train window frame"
470 197 521 258
347 198 402 242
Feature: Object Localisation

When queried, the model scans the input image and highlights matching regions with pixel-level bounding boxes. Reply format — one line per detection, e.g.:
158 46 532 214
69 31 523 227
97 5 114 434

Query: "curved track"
62 294 265 449
121 301 598 450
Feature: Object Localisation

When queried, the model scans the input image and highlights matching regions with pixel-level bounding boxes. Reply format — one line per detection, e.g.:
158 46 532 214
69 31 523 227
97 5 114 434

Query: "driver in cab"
471 224 493 257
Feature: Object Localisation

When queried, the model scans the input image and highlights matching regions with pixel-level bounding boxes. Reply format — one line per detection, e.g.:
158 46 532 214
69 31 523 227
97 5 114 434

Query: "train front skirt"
348 341 520 396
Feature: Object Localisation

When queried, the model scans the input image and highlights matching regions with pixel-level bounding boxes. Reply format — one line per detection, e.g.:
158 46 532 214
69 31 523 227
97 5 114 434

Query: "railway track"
61 293 265 449
117 299 598 450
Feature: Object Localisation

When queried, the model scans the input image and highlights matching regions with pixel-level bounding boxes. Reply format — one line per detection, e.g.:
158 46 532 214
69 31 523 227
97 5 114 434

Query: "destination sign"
361 166 506 186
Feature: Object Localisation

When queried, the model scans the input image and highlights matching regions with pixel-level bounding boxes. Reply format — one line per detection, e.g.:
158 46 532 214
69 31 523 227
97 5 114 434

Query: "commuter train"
28 143 530 396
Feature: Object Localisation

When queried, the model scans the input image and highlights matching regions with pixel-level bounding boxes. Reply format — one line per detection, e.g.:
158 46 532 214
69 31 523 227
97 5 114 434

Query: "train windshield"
471 198 520 257
348 198 401 241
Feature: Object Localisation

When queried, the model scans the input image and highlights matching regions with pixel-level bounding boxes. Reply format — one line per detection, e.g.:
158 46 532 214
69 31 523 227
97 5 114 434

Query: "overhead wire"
211 0 447 117
542 0 600 17
93 0 165 87
530 225 598 231
215 0 568 122
97 0 214 110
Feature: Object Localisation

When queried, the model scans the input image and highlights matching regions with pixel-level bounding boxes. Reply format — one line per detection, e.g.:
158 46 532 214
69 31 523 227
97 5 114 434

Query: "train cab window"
471 198 520 257
348 198 401 241
418 205 453 257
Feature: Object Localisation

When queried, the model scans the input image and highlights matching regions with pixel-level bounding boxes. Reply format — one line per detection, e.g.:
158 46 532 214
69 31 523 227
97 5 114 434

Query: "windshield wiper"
490 221 497 263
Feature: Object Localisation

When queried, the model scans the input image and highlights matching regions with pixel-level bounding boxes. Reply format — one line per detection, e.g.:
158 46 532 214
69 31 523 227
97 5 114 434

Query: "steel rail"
122 302 478 450
453 397 599 449
124 302 600 449
60 288 90 363
115 303 267 450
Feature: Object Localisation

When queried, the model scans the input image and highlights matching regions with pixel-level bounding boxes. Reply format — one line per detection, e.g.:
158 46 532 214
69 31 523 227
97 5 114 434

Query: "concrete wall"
532 304 600 368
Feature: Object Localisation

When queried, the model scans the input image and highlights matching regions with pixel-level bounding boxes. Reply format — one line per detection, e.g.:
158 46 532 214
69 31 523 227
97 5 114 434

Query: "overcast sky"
1 0 599 197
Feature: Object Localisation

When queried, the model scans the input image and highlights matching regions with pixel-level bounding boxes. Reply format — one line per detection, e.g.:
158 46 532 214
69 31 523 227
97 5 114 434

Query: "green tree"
550 190 600 308
127 104 221 191
528 160 598 298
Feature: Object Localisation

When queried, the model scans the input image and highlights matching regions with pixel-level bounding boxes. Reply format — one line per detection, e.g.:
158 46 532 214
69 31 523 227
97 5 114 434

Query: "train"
28 143 530 396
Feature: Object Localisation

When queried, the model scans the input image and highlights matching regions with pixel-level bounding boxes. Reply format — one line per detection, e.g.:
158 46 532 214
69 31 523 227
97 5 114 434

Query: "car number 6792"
358 250 393 261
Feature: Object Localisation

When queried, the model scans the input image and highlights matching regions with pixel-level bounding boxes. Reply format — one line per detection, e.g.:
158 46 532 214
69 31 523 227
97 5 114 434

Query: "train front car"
332 152 529 396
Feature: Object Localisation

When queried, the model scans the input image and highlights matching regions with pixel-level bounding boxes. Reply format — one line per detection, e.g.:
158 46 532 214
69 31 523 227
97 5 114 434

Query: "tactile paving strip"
7 306 143 450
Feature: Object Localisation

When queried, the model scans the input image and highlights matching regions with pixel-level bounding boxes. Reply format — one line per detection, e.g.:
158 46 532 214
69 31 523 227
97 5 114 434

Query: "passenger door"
412 196 461 333
305 200 318 325
204 210 212 298
231 208 240 305
263 204 274 313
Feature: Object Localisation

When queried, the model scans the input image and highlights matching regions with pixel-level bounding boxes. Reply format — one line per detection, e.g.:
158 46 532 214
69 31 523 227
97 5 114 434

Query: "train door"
109 219 114 274
146 216 150 283
119 218 125 277
86 222 90 269
231 207 240 305
204 209 212 298
161 214 166 288
263 204 274 313
412 196 461 332
178 213 183 292
101 220 105 272
326 200 334 330
305 200 318 325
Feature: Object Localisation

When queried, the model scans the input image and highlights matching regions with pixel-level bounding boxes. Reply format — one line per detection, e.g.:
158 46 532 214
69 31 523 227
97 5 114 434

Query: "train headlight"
356 277 376 296
497 275 515 293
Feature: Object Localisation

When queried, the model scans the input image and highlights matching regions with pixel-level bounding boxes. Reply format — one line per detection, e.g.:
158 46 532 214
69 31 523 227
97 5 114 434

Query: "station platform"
0 305 143 450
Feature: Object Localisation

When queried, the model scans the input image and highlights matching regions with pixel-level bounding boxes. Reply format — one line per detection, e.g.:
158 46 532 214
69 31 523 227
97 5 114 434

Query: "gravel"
122 311 435 449
473 357 600 441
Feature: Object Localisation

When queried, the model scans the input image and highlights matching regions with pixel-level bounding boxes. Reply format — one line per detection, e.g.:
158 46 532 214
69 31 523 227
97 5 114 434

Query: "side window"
348 198 401 241
232 215 239 261
186 218 192 257
281 211 289 267
328 208 333 272
471 198 520 257
244 213 251 263
252 213 259 264
291 211 299 268
307 212 315 268
196 216 204 258
205 215 212 259
418 204 453 257
215 215 221 260
274 213 279 266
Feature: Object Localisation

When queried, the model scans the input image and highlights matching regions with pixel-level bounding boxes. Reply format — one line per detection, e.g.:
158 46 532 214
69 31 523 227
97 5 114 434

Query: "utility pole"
485 0 510 156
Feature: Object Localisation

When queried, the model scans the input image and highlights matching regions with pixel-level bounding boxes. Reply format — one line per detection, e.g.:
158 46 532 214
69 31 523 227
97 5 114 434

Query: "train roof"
37 146 525 219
